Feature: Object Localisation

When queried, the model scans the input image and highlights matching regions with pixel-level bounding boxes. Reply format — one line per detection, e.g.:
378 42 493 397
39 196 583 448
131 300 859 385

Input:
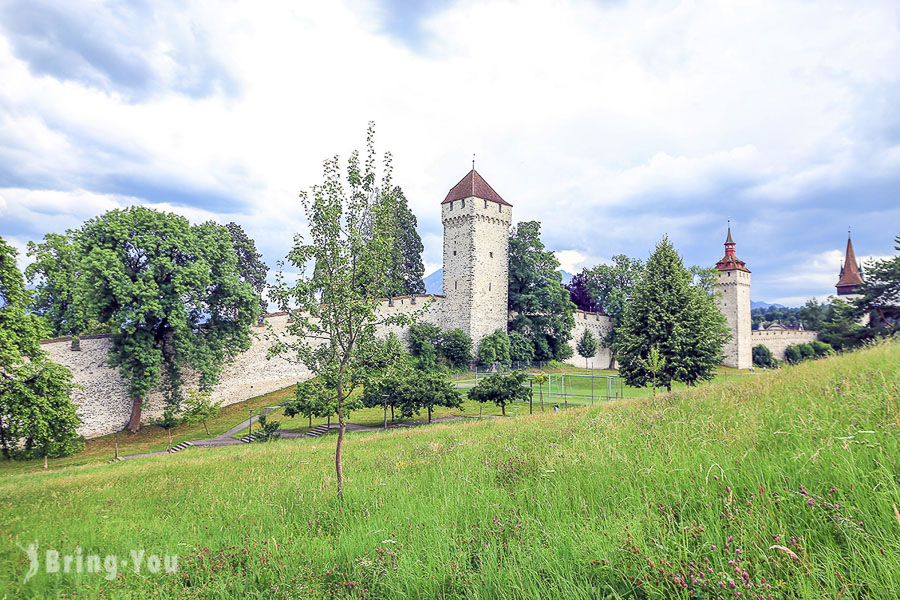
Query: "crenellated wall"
565 310 614 369
750 329 819 361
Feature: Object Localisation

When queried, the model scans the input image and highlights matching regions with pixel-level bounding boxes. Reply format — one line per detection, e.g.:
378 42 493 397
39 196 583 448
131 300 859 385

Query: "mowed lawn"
1 342 898 598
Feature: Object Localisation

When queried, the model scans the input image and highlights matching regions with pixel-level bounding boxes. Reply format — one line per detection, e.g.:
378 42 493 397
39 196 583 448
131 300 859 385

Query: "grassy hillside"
1 342 898 598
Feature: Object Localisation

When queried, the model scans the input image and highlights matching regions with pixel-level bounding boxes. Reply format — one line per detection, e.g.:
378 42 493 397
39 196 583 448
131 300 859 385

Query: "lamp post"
248 408 255 439
382 395 389 430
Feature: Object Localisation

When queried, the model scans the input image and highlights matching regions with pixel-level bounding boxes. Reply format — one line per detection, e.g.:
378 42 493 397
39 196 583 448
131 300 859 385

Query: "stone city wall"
564 310 614 369
750 329 819 361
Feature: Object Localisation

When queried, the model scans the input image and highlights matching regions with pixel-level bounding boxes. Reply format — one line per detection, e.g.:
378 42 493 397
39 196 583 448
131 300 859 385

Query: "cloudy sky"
1 0 898 306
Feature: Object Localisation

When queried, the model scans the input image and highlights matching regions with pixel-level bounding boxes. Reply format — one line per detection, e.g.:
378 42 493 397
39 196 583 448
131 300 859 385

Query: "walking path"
113 412 482 462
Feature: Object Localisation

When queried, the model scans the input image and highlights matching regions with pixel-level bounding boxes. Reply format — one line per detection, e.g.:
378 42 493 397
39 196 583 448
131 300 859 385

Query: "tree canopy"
614 237 730 390
467 371 530 416
383 187 426 296
0 237 82 460
508 221 575 361
77 206 259 431
855 233 900 331
226 222 270 314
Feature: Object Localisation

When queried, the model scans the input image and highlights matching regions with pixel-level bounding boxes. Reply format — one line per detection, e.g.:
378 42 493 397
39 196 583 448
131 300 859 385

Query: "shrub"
478 329 511 366
440 328 472 369
752 344 776 368
783 345 802 364
797 343 815 360
811 340 834 357
508 331 534 363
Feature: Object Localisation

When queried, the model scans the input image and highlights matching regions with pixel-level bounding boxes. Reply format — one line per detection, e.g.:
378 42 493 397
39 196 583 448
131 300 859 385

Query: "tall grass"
0 341 897 598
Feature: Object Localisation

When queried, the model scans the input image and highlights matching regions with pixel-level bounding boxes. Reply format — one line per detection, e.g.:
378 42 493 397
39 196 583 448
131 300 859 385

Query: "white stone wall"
750 329 819 361
717 269 752 369
441 196 511 345
565 310 614 368
42 315 312 439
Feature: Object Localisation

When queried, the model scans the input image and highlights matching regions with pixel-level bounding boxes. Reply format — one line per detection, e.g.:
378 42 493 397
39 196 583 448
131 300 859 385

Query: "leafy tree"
565 271 600 312
797 298 828 331
407 322 441 369
508 221 576 361
226 222 270 314
575 329 598 369
24 232 86 336
269 122 417 498
0 237 82 461
581 254 645 366
818 299 870 351
614 237 730 391
253 414 281 442
811 340 834 357
752 344 776 368
783 345 802 365
77 206 259 431
478 329 511 366
508 330 534 363
440 328 472 369
532 371 549 411
284 380 336 429
180 390 223 435
467 371 530 416
646 346 665 398
855 234 900 330
383 187 426 296
797 343 815 360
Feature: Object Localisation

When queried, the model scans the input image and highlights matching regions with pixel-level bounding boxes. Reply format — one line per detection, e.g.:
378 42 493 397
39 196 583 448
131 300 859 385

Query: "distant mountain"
423 269 442 294
751 301 785 309
423 268 573 294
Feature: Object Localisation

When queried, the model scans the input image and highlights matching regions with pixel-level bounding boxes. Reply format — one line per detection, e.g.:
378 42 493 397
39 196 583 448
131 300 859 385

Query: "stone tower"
441 169 512 344
715 225 752 369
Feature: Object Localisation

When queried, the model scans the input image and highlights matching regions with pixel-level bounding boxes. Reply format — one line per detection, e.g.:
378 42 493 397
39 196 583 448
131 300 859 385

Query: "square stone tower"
441 169 512 344
715 225 752 369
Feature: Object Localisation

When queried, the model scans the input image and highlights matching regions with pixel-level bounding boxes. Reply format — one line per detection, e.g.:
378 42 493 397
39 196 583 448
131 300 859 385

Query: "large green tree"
384 187 426 296
855 234 900 330
269 123 417 498
614 237 730 391
468 371 530 416
25 231 89 336
226 222 270 314
77 207 259 431
0 237 82 460
508 221 575 361
580 254 644 367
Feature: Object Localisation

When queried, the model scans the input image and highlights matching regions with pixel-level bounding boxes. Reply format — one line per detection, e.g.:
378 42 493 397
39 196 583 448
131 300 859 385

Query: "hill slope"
1 342 898 598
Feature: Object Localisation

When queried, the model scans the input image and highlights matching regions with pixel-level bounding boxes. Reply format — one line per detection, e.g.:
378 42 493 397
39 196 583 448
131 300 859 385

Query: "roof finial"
848 225 851 240
472 153 475 171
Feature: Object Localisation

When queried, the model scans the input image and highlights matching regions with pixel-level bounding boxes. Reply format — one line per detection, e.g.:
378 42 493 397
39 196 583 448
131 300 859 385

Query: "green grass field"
1 342 898 598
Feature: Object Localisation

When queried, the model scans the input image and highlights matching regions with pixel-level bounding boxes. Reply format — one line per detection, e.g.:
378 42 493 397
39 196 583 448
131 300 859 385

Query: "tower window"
484 199 488 209
455 281 458 290
462 199 465 208
499 204 502 213
450 201 453 210
489 252 493 258
453 250 457 255
489 283 492 291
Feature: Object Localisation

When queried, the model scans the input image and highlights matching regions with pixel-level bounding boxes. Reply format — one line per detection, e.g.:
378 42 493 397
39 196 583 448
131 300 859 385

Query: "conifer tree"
614 237 729 391
575 329 598 369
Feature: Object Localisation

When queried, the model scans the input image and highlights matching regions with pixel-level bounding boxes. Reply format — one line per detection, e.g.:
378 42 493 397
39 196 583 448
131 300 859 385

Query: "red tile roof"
442 169 511 206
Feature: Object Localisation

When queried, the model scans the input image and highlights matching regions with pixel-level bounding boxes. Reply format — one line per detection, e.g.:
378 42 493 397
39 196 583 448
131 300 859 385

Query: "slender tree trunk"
428 406 432 423
502 403 506 417
540 388 544 412
335 386 345 501
309 415 312 429
127 396 143 432
391 405 394 423
203 421 210 435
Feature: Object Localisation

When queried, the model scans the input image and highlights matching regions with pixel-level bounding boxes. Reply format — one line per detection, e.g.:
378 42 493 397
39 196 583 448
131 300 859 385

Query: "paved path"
114 412 491 462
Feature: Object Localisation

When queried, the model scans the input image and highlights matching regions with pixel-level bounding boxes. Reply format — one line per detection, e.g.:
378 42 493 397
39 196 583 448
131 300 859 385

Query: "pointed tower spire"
836 229 864 295
716 221 749 272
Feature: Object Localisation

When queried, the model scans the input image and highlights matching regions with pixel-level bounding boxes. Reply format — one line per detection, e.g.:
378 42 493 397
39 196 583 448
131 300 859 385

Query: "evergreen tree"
0 237 82 461
797 298 827 331
508 221 575 360
614 237 730 390
77 207 259 431
818 299 870 351
855 233 900 330
575 329 598 369
382 187 425 296
581 254 644 367
226 222 270 314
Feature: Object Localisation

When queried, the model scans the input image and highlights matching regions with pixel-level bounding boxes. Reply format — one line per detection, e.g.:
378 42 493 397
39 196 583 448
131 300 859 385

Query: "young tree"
285 380 336 429
401 370 463 423
508 221 576 361
614 237 730 391
440 328 472 369
581 254 645 367
0 237 82 461
468 371 530 416
532 371 549 412
180 390 223 435
855 234 900 330
575 329 598 369
77 207 259 431
646 346 665 398
269 123 418 498
226 222 270 314
478 329 511 366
